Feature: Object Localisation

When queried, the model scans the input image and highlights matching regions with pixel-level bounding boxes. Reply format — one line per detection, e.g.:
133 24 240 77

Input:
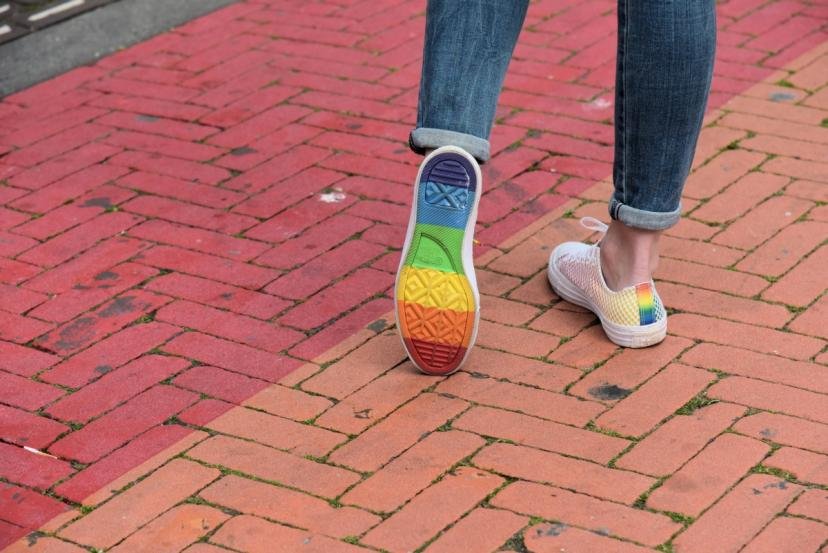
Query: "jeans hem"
409 128 490 163
609 199 681 231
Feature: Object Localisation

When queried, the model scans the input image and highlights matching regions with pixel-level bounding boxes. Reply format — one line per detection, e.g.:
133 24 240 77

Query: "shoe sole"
547 255 667 348
395 146 481 375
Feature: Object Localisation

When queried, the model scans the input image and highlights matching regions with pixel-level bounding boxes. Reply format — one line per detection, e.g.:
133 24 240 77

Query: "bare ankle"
599 221 661 291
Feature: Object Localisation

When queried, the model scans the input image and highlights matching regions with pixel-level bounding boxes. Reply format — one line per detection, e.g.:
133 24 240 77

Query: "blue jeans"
409 0 717 230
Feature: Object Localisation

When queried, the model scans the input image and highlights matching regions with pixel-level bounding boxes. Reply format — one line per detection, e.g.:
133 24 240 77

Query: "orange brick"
462 347 581 392
726 95 827 125
328 393 468 472
59 459 220 549
473 443 654 504
647 433 769 516
741 517 828 553
681 343 828 394
736 221 828 276
361 467 503 553
528 304 596 337
690 172 788 224
423 508 527 553
436 372 604 427
545 324 620 368
508 271 558 305
341 430 485 513
735 412 828 455
742 133 828 163
3 538 86 553
568 336 693 402
243 384 334 421
762 245 827 306
487 218 589 278
789 294 828 339
763 156 828 183
683 150 765 200
765 447 828 486
315 364 435 434
786 179 828 203
616 402 747 476
788 53 828 90
712 195 813 250
476 320 560 358
672 474 801 553
666 216 719 240
200 475 380 538
454 405 628 464
655 258 768 296
205 406 346 457
524 523 653 553
718 112 828 147
669 313 824 360
709 376 828 425
300 332 406 399
492 481 679 547
787 489 828 524
187 436 360 498
211 515 364 553
660 235 744 267
481 295 542 325
658 282 791 328
691 126 746 169
595 364 715 437
476 269 522 296
109 504 228 553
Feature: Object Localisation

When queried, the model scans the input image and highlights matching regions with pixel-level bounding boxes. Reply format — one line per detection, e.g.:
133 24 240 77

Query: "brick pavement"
1 0 827 551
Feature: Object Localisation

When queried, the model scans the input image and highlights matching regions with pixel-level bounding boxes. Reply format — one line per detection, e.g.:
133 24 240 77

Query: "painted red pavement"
0 0 827 551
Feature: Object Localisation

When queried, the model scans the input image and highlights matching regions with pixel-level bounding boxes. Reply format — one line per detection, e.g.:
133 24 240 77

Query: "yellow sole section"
398 265 474 313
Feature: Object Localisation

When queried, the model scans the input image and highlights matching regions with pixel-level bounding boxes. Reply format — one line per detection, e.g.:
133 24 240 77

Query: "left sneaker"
395 146 482 375
547 217 667 348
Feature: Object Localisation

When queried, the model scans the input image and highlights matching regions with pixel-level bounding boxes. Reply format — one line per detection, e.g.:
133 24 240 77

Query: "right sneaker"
547 217 667 348
395 146 482 375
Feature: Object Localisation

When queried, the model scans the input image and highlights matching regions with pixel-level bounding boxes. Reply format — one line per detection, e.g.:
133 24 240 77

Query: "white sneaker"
547 217 667 348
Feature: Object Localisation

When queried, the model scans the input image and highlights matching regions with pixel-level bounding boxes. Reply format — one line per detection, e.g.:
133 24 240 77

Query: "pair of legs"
409 0 717 290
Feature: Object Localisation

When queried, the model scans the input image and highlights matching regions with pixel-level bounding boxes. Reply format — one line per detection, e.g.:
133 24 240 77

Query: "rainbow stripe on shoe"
395 146 481 375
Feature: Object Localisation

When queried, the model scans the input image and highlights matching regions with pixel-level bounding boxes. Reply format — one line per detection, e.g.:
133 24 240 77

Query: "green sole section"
404 223 465 275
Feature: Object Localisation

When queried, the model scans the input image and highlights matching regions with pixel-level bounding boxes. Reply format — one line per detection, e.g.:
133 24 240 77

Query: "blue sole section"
416 153 476 231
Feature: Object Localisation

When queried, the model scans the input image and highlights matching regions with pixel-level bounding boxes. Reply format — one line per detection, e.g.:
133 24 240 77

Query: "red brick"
205 406 346 457
710 376 828 425
0 371 62 411
34 290 171 355
669 313 824 360
0 404 68 449
130 219 268 261
10 143 122 191
211 515 365 553
29 262 158 324
0 342 58 378
23 236 150 294
346 199 410 226
108 150 230 185
648 433 770 516
595 364 716 437
94 110 217 141
766 447 828 486
474 442 655 504
455 405 628 464
225 145 331 194
362 467 504 553
53 424 192 503
117 171 244 208
762 245 827 306
47 355 189 422
329 393 469 472
493 481 680 547
742 516 828 553
173 365 267 404
232 167 344 219
437 371 604 427
201 475 379 539
712 195 814 250
0 441 74 490
0 311 52 345
672 475 801 553
162 332 300 382
315 364 435 434
89 93 210 121
121 194 256 235
682 343 828 394
177 399 234 427
735 412 828 455
137 245 280 289
279 268 390 330
787 489 828 524
0 283 46 315
187 435 360 498
616 402 747 475
49 385 197 462
291 90 411 123
0 483 69 529
524 522 653 553
0 231 37 258
59 459 219 549
6 106 106 148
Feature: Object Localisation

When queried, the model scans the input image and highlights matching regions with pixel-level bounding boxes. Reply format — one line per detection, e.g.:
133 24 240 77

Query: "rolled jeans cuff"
409 128 490 163
609 199 682 231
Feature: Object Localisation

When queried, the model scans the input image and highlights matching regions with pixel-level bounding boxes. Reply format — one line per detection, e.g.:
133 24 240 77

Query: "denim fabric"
409 0 717 230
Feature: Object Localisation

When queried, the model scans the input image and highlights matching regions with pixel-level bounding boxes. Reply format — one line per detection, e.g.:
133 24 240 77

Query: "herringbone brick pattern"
1 0 826 551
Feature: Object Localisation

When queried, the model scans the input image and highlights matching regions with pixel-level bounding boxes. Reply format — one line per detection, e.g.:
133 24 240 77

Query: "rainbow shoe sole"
395 146 481 375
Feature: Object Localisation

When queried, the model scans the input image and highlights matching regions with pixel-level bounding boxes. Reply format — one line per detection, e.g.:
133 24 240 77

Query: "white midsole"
394 145 483 373
546 254 667 348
